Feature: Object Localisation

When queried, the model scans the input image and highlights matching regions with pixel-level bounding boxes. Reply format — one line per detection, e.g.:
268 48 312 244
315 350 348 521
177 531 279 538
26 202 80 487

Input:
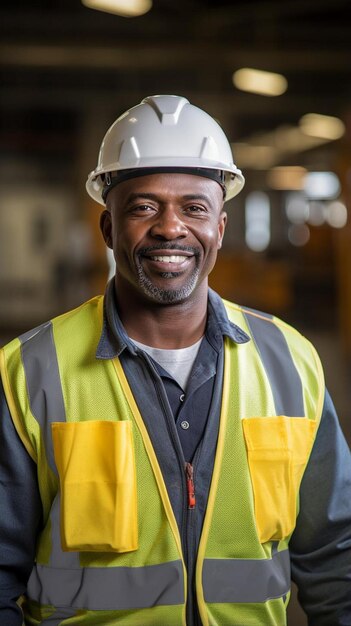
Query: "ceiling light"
273 126 325 152
307 201 326 226
299 113 345 140
232 68 288 97
325 201 348 228
304 171 340 200
81 0 152 17
285 193 309 224
288 224 310 247
245 192 271 252
267 166 307 190
233 143 278 169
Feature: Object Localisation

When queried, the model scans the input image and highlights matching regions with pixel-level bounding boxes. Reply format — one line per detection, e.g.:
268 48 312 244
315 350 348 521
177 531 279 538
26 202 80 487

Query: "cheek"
200 222 224 253
112 224 143 264
193 226 222 276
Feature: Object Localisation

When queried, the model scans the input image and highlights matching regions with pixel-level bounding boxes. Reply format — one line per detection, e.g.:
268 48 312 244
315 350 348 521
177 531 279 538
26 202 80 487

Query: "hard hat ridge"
142 94 188 124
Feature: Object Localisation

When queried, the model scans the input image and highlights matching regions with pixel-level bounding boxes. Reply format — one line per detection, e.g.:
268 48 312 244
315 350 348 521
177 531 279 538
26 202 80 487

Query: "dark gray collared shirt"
97 280 250 463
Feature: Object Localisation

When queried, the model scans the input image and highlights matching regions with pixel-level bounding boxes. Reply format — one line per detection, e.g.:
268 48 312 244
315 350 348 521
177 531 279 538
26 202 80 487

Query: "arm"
290 389 351 626
0 380 42 626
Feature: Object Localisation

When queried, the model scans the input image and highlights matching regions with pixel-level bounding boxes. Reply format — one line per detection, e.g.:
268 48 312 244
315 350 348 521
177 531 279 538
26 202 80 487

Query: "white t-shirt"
132 337 203 390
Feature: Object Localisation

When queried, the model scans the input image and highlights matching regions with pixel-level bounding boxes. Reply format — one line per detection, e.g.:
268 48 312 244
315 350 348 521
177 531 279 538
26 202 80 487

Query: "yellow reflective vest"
0 295 324 626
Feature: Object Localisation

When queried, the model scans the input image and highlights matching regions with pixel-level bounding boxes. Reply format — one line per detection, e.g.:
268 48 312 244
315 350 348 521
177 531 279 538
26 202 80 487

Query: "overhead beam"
1 42 351 72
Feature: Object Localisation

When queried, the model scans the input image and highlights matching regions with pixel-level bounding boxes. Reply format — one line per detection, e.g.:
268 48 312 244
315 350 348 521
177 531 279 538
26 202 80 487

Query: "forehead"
107 172 223 205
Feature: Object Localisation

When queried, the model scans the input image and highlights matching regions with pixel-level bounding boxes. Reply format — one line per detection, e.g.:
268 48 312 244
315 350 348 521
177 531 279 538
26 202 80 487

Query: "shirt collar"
96 279 250 360
206 288 250 349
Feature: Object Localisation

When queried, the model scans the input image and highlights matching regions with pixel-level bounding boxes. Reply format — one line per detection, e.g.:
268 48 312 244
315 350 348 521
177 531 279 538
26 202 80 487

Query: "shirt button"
181 420 190 430
180 393 185 402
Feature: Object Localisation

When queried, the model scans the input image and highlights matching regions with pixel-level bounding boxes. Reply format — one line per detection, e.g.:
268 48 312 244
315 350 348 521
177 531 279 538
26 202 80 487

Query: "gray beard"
136 262 201 304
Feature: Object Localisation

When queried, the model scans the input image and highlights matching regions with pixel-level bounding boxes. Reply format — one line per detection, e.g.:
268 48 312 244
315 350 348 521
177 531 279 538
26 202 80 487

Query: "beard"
135 244 201 304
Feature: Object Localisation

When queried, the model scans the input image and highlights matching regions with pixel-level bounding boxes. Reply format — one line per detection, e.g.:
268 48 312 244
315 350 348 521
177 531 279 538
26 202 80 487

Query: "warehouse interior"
1 2 351 622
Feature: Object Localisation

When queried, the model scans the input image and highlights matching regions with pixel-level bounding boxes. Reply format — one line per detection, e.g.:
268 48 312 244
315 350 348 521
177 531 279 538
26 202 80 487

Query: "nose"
150 207 188 240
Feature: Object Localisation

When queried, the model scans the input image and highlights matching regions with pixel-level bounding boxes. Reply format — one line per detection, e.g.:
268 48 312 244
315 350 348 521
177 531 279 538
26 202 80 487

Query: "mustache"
138 244 200 256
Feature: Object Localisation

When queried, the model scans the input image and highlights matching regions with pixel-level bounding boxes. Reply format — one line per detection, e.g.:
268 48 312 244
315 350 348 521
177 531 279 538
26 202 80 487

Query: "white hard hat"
86 94 245 205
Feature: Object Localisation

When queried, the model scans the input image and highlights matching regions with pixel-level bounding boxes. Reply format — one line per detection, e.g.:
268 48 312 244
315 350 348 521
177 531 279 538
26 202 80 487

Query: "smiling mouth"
138 246 199 274
140 252 194 277
148 254 190 263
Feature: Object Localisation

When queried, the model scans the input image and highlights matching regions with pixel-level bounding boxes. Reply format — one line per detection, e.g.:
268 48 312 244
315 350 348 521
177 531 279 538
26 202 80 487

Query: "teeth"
151 255 188 263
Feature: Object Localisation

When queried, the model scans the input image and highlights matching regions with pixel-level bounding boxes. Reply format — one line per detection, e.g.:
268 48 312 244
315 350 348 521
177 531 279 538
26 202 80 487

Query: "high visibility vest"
0 295 324 626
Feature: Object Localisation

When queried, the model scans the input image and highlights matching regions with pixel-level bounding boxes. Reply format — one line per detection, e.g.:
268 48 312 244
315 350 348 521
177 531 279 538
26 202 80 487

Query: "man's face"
100 172 227 305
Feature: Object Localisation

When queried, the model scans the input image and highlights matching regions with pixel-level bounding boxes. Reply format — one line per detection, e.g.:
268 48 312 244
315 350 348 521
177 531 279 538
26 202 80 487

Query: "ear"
217 211 227 250
100 209 113 249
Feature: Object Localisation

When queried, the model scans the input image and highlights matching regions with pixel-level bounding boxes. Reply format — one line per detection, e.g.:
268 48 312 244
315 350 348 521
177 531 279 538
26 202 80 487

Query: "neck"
114 277 208 349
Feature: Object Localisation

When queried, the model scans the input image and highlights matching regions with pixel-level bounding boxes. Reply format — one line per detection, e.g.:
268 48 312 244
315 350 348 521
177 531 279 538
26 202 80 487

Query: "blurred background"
1 2 351 622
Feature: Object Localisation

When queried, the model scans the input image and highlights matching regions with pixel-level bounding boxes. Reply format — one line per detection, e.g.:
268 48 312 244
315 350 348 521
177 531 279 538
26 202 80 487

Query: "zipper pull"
185 462 196 509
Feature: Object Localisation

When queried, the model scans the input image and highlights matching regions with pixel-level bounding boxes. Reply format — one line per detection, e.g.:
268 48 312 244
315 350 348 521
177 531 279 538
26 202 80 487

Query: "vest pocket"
52 420 138 552
242 416 317 543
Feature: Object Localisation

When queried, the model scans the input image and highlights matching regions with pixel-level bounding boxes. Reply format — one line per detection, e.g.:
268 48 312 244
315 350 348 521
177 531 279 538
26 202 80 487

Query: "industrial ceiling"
1 0 351 175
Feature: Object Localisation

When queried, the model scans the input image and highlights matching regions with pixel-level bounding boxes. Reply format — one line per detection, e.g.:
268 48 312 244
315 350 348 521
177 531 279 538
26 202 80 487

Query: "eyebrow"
126 192 161 203
125 192 212 204
181 194 212 203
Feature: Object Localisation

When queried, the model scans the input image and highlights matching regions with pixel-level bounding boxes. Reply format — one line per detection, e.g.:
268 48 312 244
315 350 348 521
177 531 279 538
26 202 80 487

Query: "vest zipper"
185 462 196 509
137 351 200 626
184 453 202 626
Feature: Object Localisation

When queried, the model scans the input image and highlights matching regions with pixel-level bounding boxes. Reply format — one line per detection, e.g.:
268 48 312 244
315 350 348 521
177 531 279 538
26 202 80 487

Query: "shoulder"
1 296 103 362
223 298 323 383
223 299 325 421
223 298 313 347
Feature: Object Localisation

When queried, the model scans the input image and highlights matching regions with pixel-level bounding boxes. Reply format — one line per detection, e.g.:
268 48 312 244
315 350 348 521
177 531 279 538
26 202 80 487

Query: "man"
0 95 350 626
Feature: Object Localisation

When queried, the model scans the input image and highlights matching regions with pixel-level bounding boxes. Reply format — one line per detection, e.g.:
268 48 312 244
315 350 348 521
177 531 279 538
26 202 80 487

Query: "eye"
184 204 208 216
129 204 157 215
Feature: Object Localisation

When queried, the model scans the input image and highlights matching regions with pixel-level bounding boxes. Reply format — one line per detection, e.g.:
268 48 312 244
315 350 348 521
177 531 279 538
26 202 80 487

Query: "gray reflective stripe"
20 320 66 473
27 560 184 610
243 311 304 417
19 321 50 344
19 322 80 569
203 549 290 603
48 493 80 567
40 608 77 625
